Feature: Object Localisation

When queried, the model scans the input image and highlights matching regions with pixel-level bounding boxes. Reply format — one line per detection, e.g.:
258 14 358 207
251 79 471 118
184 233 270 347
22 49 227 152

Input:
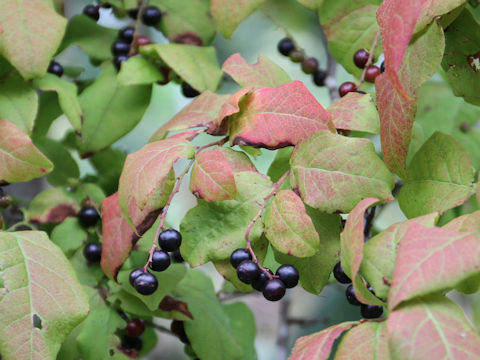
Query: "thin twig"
194 137 228 155
319 26 339 103
143 320 176 336
276 292 291 360
358 28 381 88
128 0 146 56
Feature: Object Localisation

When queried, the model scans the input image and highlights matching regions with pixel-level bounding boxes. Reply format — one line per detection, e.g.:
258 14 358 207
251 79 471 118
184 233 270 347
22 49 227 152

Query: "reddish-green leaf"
443 210 480 235
389 223 480 309
28 188 79 224
290 131 394 214
116 56 165 87
264 190 319 257
222 53 291 89
297 0 323 10
387 296 480 359
0 231 89 360
0 0 67 79
211 0 264 38
415 0 467 33
0 120 53 183
229 81 335 149
289 322 359 360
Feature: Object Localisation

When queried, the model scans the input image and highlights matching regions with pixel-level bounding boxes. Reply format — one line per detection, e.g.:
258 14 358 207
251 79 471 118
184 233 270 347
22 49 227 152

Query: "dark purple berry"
262 279 286 301
111 41 130 56
277 38 295 56
301 57 319 74
78 206 100 227
380 61 385 73
236 260 260 284
252 269 273 291
122 336 143 351
47 60 63 77
134 272 158 295
126 319 145 337
346 285 361 306
83 5 100 21
361 304 383 319
149 250 171 272
114 55 129 70
313 69 327 86
181 82 200 98
276 265 299 288
142 6 162 26
119 26 135 43
128 7 139 19
230 249 252 269
353 49 370 69
83 243 102 263
129 268 144 286
171 320 189 344
333 262 351 284
158 229 182 252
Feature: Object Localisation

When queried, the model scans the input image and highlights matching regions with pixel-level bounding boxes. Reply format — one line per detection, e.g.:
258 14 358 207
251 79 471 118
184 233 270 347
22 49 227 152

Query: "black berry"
142 6 162 26
114 55 129 70
78 206 100 227
47 60 63 77
365 65 381 83
126 319 145 337
313 69 327 86
262 279 286 301
158 229 182 252
149 250 171 272
380 61 385 73
276 265 299 289
289 50 305 63
345 285 361 306
128 7 139 19
333 262 351 284
119 26 135 43
171 249 184 263
236 260 260 284
230 249 252 268
134 272 158 295
252 269 273 291
301 57 319 74
111 41 130 56
277 38 295 56
338 82 356 97
83 243 102 263
122 336 143 351
83 5 100 21
129 268 144 286
353 49 370 69
181 82 200 98
171 320 189 344
360 304 383 319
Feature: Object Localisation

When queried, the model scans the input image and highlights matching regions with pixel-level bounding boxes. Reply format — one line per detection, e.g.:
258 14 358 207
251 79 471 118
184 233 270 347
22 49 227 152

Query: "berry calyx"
353 49 370 69
313 69 327 86
230 249 252 268
380 61 385 73
365 65 381 83
276 264 299 288
119 26 135 43
301 57 319 74
171 320 189 344
142 6 162 26
83 5 100 21
83 243 102 263
111 41 130 56
134 272 158 295
114 55 129 70
47 60 63 77
126 319 145 337
252 269 273 291
78 206 100 227
360 304 383 319
158 229 182 252
236 260 260 284
277 38 295 56
136 35 151 47
262 279 286 301
289 50 305 63
149 250 171 272
122 336 143 351
345 285 361 306
181 82 200 98
338 82 356 97
129 268 144 286
333 262 351 284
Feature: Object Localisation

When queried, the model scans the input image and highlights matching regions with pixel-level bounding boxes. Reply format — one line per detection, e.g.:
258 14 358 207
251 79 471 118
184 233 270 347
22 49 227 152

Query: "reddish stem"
358 29 381 88
194 137 228 155
128 0 146 56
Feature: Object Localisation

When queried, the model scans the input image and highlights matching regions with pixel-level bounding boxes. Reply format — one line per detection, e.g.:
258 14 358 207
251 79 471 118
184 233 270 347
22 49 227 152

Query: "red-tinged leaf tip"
335 321 390 359
28 188 79 224
289 322 359 360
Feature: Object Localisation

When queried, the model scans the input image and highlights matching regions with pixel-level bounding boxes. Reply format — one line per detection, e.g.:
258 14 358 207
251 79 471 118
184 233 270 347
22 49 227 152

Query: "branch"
357 28 381 88
128 0 147 56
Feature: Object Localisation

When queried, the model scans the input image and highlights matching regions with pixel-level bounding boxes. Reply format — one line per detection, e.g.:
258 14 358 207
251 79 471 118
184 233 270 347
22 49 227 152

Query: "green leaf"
28 188 79 223
89 148 126 196
78 65 152 156
0 0 67 79
117 56 165 86
0 120 53 183
290 131 394 213
335 321 390 359
0 231 89 360
211 0 264 38
51 217 87 257
0 73 38 135
221 302 256 359
69 248 105 286
398 132 476 218
33 92 62 138
267 147 293 183
297 0 323 10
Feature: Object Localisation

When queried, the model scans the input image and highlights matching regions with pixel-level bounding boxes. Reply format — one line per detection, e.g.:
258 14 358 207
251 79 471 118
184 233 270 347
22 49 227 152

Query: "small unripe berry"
365 65 381 83
338 82 356 97
353 49 370 69
289 50 305 63
301 57 319 74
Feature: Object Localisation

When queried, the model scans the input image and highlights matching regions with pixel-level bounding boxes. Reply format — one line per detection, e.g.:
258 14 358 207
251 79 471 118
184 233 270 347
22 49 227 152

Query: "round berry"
171 249 184 263
78 206 100 227
301 57 319 74
126 319 145 337
136 35 151 46
158 229 182 252
119 26 135 43
289 50 305 63
252 269 273 291
170 320 189 344
276 264 299 289
129 268 144 286
333 262 351 284
230 249 252 268
83 243 102 263
277 38 295 56
313 69 327 86
114 55 129 70
128 7 139 19
181 82 200 98
380 61 385 73
83 5 100 21
0 195 12 208
47 60 63 77
360 304 383 319
236 260 260 284
353 49 370 69
338 82 356 97
122 336 143 351
111 41 130 56
262 279 286 301
134 272 158 295
365 65 381 83
142 6 162 26
345 285 361 306
149 250 171 272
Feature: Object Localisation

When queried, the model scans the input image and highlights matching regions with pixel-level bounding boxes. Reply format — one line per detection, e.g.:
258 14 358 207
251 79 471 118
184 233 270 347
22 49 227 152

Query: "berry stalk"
358 29 381 87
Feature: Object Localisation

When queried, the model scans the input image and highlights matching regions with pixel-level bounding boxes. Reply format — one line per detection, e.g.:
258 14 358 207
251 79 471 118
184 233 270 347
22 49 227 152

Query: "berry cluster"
277 38 327 87
78 205 103 263
129 229 182 296
119 315 145 355
333 262 383 319
230 248 299 301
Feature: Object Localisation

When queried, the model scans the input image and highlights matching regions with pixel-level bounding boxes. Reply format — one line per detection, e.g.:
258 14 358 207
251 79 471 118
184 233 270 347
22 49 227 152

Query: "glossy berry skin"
134 272 158 295
47 60 63 77
380 61 385 73
181 82 200 98
171 249 184 263
313 69 327 86
365 65 381 83
119 26 135 43
338 82 357 97
236 260 260 284
277 38 295 56
129 268 144 286
126 319 145 337
289 50 305 63
361 304 383 319
263 279 286 301
142 6 162 26
276 265 299 288
114 55 129 70
252 269 273 291
158 229 182 252
83 5 100 21
111 41 130 56
83 243 102 263
78 206 100 227
353 49 370 69
345 285 361 306
171 320 189 344
301 57 319 74
122 336 143 351
333 262 351 284
230 249 252 269
149 250 171 272
136 35 151 46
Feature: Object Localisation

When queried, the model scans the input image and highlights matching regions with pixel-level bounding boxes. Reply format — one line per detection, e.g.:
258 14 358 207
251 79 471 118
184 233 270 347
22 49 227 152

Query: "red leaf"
289 322 358 360
443 210 480 234
28 188 79 224
159 296 193 320
335 321 390 359
229 81 335 149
